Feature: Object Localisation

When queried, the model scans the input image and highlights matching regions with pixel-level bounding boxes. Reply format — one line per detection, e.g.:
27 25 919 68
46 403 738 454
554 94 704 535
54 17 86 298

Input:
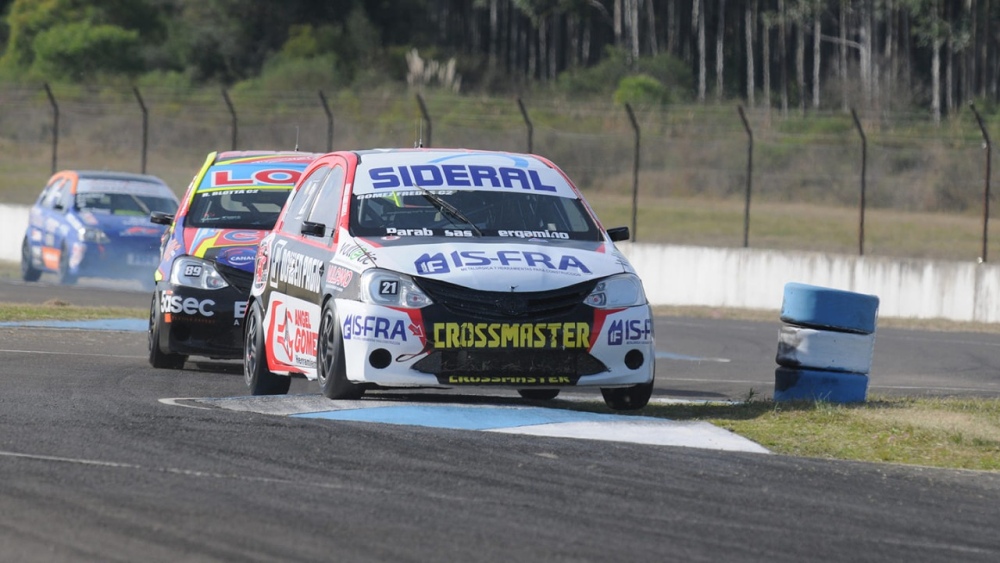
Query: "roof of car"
65 170 168 183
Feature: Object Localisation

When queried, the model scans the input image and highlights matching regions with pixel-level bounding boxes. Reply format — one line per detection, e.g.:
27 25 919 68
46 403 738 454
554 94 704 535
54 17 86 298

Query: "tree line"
0 0 996 119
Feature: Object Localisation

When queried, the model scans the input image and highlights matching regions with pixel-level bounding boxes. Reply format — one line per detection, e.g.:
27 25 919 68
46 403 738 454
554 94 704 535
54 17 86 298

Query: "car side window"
280 165 329 236
58 185 76 211
40 179 67 209
305 165 346 242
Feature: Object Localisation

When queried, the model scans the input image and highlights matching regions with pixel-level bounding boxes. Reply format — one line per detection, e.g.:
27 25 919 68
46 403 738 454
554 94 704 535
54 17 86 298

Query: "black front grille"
215 263 255 295
412 349 608 379
414 277 597 321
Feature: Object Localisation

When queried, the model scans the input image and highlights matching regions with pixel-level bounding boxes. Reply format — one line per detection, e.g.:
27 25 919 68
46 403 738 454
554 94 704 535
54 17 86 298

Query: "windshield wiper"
127 194 151 215
414 185 482 237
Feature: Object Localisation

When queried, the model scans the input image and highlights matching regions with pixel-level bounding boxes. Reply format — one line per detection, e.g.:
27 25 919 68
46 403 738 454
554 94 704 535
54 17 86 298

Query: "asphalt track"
2 277 1000 562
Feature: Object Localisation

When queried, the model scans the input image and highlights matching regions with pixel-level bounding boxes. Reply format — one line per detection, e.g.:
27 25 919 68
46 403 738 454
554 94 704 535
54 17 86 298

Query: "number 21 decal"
379 280 399 295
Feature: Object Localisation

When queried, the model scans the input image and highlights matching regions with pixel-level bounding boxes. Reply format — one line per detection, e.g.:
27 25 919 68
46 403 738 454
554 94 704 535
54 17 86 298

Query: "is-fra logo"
607 319 652 345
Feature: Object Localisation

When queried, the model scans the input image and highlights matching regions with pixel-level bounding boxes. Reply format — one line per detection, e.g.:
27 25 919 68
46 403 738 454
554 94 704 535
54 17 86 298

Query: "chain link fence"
1 84 993 261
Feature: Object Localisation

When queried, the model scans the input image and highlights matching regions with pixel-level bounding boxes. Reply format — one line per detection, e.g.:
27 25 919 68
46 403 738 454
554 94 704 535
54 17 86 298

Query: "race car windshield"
77 192 177 216
350 190 603 241
185 188 291 229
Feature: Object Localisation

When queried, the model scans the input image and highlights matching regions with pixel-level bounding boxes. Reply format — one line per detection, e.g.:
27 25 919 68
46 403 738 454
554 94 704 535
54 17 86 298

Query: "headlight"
584 274 646 308
361 269 433 309
170 257 229 290
79 227 110 244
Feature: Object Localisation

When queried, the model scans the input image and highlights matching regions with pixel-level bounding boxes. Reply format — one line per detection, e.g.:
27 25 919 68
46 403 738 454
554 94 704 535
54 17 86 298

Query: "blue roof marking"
293 404 663 430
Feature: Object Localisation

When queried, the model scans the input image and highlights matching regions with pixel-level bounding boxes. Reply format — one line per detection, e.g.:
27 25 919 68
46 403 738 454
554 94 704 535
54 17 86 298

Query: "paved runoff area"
171 395 770 454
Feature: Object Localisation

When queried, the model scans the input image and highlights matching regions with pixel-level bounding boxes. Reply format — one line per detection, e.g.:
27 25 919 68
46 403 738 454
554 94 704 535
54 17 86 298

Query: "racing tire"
20 238 41 282
601 379 654 411
244 301 291 396
317 300 364 401
57 244 78 285
148 295 187 370
780 283 879 334
517 389 560 401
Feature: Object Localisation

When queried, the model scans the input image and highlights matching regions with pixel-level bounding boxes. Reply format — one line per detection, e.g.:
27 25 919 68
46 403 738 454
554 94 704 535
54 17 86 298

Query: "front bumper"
154 283 250 359
335 299 655 389
74 239 162 281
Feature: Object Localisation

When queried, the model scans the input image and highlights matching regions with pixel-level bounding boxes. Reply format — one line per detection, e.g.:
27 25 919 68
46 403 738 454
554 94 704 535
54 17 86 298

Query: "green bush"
614 74 669 107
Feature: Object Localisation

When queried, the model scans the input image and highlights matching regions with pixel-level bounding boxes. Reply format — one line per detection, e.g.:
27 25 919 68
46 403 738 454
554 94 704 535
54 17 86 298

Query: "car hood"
181 227 268 272
356 237 634 292
83 212 167 239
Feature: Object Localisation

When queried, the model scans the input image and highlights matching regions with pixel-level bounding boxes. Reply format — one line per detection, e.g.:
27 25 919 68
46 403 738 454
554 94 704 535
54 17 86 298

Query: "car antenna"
294 126 300 151
414 120 423 148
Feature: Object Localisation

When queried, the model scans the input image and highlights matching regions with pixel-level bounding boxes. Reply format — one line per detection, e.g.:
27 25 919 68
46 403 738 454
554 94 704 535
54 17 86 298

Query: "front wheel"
244 301 291 395
20 238 41 282
148 295 187 369
601 379 654 411
317 300 364 400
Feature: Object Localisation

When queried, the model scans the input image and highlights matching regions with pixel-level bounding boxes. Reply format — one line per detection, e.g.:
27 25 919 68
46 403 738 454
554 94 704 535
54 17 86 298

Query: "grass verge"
568 395 1000 471
0 301 145 322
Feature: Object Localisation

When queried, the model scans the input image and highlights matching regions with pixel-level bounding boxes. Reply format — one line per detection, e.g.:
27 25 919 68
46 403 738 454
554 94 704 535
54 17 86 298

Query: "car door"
261 163 331 374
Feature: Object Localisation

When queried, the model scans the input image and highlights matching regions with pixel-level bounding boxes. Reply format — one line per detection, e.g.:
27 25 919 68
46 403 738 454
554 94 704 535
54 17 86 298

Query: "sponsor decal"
386 227 432 236
337 242 373 265
325 265 354 291
607 319 653 345
268 241 323 292
274 300 318 365
443 375 575 385
414 250 591 276
369 165 557 192
212 169 301 187
222 230 263 244
253 239 271 293
497 230 569 239
343 314 407 343
444 229 474 237
122 226 161 236
160 293 215 317
357 190 455 200
432 322 590 350
217 246 256 267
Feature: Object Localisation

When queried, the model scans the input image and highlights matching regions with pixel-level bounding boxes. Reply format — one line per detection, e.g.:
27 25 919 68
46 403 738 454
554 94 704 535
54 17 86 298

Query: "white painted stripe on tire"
775 325 876 374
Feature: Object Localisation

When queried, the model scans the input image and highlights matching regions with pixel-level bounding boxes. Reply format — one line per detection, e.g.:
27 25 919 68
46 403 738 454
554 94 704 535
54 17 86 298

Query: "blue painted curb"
0 318 146 331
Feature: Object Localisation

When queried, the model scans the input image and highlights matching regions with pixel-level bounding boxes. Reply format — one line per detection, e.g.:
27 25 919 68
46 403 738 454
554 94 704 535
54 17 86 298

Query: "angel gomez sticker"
432 321 590 350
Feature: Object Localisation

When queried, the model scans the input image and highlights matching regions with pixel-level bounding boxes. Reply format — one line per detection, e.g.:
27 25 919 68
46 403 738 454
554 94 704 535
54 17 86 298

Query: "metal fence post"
970 103 992 263
222 89 237 150
738 105 754 248
133 87 149 173
416 94 432 148
625 103 640 242
43 83 58 173
318 90 334 152
517 97 533 153
851 108 867 256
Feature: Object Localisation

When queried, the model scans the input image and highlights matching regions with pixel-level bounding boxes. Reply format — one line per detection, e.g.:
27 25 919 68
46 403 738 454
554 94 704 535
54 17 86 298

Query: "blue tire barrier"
780 282 879 334
775 325 875 374
773 367 869 403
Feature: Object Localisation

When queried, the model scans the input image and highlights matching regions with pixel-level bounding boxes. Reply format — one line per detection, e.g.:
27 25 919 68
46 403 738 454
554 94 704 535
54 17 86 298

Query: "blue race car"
21 170 179 288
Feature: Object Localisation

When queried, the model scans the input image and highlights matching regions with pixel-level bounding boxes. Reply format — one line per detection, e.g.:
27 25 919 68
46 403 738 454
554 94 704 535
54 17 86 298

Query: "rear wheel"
57 244 77 285
317 300 364 400
244 301 291 395
20 238 41 282
517 389 560 401
601 379 654 411
148 295 186 369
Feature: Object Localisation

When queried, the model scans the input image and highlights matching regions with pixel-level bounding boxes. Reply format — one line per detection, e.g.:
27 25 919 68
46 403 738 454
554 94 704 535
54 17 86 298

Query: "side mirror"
150 211 174 225
607 226 630 242
301 221 326 237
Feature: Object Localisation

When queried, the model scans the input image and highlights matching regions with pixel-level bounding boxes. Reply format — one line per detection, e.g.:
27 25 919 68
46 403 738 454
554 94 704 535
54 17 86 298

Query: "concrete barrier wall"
619 243 998 323
1 203 993 322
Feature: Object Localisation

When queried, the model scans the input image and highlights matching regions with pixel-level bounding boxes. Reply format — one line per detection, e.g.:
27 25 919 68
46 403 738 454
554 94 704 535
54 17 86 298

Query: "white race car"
245 148 655 410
